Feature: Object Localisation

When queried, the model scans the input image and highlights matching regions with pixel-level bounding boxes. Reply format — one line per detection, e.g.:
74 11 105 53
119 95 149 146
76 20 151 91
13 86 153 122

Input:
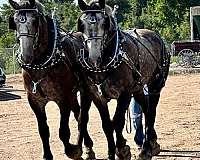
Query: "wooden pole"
190 7 194 41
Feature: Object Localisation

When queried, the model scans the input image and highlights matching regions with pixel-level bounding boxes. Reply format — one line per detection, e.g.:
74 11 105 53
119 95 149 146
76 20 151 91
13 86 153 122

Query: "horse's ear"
9 0 20 10
78 19 84 33
9 16 16 30
29 0 36 7
99 0 105 9
78 0 88 11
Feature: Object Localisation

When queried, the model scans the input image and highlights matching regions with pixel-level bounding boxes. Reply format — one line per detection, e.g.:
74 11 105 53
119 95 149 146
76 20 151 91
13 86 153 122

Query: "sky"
0 0 8 6
0 0 78 6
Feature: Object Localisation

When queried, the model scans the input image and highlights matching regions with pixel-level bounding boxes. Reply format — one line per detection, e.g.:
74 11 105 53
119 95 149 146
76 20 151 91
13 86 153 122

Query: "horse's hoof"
108 153 115 160
43 153 53 160
65 144 82 159
43 158 53 160
116 152 131 160
136 149 152 160
116 145 131 159
136 153 152 160
83 147 96 160
150 141 160 156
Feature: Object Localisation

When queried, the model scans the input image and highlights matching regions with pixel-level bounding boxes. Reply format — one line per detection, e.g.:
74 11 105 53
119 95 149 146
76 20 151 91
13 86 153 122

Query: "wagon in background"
171 3 200 67
171 40 200 67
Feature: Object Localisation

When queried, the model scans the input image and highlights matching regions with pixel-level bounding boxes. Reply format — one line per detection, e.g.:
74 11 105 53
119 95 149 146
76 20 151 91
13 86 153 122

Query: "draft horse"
77 0 170 159
9 0 95 159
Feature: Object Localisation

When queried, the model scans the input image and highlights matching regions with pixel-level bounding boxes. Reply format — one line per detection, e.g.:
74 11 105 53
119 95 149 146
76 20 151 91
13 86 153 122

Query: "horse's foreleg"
28 94 52 160
58 101 82 159
94 101 115 160
113 92 131 160
77 92 95 159
139 93 160 160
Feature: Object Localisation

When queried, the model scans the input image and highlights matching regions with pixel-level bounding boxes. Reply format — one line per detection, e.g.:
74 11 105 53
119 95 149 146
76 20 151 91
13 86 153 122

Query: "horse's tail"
152 38 170 93
150 36 170 92
161 39 170 82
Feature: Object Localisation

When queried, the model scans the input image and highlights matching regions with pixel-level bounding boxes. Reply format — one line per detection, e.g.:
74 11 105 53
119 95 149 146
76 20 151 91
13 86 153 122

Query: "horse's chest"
89 68 132 99
102 82 122 99
24 71 77 101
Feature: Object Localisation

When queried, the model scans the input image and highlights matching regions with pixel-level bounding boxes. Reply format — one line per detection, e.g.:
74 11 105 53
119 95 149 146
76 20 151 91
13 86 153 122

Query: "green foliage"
0 0 193 73
44 1 80 31
121 0 190 44
189 0 200 7
106 0 132 23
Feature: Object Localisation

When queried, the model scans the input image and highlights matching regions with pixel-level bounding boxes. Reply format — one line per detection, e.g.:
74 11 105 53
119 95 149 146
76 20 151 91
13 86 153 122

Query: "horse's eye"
89 16 96 24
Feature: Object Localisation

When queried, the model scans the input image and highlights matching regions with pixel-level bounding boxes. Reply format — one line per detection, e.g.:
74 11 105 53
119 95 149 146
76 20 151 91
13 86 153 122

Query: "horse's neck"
63 35 80 62
37 16 49 54
103 30 117 58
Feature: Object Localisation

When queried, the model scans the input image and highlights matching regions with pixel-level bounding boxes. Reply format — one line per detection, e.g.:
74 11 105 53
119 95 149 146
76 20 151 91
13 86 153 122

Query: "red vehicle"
171 40 200 67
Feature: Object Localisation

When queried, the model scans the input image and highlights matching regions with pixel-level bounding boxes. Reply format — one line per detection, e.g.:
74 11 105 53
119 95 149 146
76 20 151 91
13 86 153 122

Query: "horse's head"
78 0 115 69
9 0 48 64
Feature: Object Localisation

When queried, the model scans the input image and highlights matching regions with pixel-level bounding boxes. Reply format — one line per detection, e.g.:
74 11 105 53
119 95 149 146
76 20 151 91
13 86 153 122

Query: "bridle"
78 8 125 73
15 7 62 70
16 8 40 41
80 10 108 42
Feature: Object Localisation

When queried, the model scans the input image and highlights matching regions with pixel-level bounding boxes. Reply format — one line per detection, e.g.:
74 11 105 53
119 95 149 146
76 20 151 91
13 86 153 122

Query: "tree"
0 4 15 47
122 0 190 43
44 1 80 31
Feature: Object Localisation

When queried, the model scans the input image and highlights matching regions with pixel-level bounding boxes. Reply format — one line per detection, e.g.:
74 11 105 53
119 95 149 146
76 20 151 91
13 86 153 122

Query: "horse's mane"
88 0 113 16
18 0 45 13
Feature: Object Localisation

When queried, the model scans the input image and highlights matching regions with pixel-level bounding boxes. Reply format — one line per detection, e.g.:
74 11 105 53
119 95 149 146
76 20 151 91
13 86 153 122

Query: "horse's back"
126 28 163 52
123 28 169 85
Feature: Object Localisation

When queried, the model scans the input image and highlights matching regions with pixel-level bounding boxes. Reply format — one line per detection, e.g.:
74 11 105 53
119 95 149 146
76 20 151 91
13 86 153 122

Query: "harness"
78 6 126 73
13 7 68 96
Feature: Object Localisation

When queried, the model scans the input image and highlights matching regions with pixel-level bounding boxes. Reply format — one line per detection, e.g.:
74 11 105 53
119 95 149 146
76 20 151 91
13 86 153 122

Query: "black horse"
76 0 170 159
8 0 95 159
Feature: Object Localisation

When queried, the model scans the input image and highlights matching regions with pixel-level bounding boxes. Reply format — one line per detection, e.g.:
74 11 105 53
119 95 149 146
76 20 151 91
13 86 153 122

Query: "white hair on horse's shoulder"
35 0 45 13
105 5 112 16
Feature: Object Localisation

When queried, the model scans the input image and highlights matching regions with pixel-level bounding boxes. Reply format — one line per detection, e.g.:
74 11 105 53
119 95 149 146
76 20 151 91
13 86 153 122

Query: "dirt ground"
0 74 200 160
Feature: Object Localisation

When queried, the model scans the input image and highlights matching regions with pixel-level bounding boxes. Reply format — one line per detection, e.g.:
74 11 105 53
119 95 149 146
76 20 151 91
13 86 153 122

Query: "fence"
0 46 21 74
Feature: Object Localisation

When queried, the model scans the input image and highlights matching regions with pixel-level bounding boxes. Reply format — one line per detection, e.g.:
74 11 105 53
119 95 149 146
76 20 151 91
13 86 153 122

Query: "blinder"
9 16 16 30
9 8 41 31
78 18 84 32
